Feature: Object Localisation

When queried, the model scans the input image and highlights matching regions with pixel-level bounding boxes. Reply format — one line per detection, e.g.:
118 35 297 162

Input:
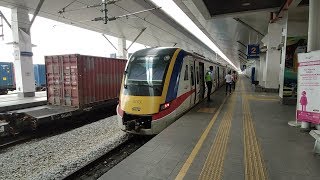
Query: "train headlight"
164 55 170 61
160 102 170 111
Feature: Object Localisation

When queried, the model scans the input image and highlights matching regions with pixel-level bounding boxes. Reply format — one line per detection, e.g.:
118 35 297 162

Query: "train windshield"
124 54 171 96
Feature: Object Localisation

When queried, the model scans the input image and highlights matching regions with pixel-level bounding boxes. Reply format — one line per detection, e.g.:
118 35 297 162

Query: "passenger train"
117 47 230 135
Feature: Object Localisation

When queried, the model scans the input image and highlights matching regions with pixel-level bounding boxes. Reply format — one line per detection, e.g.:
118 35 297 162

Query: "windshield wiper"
123 71 128 89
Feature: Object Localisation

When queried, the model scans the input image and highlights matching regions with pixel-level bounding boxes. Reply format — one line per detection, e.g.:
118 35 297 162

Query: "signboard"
296 51 320 124
20 51 33 57
247 44 260 59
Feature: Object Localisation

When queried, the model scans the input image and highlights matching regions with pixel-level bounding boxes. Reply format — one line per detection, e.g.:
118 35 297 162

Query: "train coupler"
125 120 142 132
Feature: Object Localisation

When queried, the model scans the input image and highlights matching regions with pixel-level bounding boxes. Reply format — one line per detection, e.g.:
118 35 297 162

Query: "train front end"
117 48 180 135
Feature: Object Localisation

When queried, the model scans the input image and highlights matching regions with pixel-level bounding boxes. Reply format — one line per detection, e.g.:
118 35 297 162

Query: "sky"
0 6 146 64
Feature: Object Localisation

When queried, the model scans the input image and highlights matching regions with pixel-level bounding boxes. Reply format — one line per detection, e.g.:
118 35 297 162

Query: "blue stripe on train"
165 50 185 102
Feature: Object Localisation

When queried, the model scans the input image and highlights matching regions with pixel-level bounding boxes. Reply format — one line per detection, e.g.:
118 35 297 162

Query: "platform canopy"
174 0 309 68
0 0 310 69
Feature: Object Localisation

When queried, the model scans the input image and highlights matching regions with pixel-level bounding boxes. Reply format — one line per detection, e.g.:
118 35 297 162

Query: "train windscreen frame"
124 48 176 96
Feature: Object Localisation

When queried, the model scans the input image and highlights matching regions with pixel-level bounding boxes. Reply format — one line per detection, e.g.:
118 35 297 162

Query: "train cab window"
124 54 171 96
191 65 194 86
184 65 189 81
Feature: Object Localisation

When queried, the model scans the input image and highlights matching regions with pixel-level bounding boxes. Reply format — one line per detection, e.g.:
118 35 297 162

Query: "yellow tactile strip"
197 107 216 113
198 95 236 180
175 97 228 180
242 81 268 180
247 95 279 102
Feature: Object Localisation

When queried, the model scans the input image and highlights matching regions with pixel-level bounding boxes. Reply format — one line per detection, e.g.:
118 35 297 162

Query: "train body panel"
117 47 230 135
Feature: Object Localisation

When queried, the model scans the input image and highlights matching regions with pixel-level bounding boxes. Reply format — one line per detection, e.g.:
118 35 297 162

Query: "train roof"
131 47 225 67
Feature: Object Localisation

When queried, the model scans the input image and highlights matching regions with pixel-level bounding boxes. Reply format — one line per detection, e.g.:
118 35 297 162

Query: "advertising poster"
283 37 307 98
296 51 320 124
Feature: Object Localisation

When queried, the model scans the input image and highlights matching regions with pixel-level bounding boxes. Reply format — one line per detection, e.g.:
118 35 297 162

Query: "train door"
217 66 220 87
214 66 217 88
212 65 217 92
195 61 200 104
190 59 196 106
199 62 205 100
179 56 192 113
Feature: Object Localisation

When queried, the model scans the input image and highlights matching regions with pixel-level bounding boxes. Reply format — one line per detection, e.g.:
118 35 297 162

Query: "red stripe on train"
152 89 195 120
117 89 195 120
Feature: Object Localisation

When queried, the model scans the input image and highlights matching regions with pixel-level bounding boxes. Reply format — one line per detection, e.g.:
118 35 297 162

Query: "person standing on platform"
225 71 232 95
232 70 238 90
205 66 214 102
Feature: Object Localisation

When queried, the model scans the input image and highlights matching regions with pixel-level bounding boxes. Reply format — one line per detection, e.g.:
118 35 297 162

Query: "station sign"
247 44 260 59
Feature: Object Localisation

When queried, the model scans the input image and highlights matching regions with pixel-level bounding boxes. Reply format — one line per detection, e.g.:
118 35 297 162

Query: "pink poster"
296 51 320 124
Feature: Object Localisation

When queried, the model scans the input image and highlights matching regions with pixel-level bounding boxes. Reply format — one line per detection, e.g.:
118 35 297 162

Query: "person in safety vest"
205 66 214 102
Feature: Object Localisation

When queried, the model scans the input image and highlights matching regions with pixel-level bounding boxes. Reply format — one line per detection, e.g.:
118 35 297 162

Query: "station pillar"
258 53 266 86
278 12 288 103
263 18 286 92
11 7 35 97
307 0 320 51
118 37 127 59
301 0 320 129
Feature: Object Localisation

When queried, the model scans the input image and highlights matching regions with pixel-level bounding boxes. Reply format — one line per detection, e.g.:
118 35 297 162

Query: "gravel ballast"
0 116 128 180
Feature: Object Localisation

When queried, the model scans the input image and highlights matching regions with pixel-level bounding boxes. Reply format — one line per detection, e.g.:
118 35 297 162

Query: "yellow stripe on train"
120 95 163 115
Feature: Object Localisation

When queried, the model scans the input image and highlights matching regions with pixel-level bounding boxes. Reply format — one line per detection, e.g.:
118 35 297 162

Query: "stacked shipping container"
0 63 47 94
0 62 14 94
45 54 127 108
34 64 46 88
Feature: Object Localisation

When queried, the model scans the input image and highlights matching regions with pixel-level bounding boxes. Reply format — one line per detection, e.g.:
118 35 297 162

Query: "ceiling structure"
174 0 309 68
0 0 228 65
202 0 283 17
0 0 310 69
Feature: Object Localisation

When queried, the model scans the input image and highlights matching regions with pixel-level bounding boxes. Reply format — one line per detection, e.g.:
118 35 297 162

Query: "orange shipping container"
45 54 127 108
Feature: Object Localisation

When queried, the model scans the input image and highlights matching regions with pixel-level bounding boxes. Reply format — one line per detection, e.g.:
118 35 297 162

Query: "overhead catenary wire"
3 0 214 59
58 0 121 14
56 0 204 56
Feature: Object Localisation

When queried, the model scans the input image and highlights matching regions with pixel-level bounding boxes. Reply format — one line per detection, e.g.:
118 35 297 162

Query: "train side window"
184 65 189 81
196 67 199 84
191 65 194 86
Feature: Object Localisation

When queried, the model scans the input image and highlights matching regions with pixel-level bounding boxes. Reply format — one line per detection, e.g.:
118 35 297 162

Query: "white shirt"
225 74 232 83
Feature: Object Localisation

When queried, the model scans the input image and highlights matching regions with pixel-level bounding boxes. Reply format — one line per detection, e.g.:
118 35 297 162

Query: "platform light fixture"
242 2 251 6
150 0 238 70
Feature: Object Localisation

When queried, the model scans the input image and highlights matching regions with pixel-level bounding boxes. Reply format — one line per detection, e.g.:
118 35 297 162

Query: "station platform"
0 92 47 113
99 76 320 180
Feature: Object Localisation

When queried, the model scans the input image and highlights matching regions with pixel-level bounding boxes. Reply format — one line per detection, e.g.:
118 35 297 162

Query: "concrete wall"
287 21 308 37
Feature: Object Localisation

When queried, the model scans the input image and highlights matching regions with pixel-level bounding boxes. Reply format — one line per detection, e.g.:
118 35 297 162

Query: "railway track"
0 106 117 150
66 135 153 180
0 135 34 149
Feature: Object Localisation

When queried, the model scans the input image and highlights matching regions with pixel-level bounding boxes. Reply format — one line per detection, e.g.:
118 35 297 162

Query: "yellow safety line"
175 96 228 180
198 95 236 180
242 79 268 180
249 97 279 101
247 94 279 101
